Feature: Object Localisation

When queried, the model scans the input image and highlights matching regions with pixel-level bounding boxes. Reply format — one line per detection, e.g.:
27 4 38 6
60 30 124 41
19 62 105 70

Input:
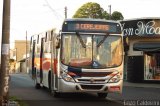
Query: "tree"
111 11 124 20
73 2 124 20
73 2 103 19
102 10 110 20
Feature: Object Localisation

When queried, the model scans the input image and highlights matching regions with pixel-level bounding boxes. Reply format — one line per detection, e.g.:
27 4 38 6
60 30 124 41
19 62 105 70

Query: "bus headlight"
61 71 75 82
108 73 121 83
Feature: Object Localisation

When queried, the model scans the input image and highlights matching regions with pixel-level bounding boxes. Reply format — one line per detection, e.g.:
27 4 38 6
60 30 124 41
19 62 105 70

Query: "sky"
0 0 160 47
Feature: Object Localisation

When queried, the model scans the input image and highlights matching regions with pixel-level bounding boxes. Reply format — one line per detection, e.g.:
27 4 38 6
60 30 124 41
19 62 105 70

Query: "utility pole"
0 0 11 105
108 5 111 19
64 6 67 19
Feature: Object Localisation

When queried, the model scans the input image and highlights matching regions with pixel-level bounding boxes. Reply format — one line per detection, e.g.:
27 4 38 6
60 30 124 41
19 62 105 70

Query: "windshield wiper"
76 32 86 48
97 33 109 48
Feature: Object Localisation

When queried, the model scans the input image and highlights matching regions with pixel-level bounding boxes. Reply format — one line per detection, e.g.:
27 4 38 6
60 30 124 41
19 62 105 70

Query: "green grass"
9 96 28 106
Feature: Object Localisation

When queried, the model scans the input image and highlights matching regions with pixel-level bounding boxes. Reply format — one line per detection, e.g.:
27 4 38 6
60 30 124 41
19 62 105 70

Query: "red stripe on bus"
53 59 57 75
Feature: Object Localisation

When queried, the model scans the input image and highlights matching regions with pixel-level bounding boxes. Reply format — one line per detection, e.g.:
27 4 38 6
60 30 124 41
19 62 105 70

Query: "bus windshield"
61 33 123 69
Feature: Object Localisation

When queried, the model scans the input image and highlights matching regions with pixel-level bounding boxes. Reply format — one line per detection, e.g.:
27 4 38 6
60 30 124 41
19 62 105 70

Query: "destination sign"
62 20 121 34
75 23 110 31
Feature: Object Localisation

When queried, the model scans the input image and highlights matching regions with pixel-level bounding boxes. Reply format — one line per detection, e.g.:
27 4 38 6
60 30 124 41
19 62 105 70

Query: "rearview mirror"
56 35 60 49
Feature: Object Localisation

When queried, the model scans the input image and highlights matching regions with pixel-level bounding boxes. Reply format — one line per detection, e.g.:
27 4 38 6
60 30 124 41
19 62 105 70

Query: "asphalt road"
9 74 124 106
9 73 160 106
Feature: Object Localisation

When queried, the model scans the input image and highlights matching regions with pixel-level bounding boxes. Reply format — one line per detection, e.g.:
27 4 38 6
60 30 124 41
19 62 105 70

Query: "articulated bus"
29 18 124 98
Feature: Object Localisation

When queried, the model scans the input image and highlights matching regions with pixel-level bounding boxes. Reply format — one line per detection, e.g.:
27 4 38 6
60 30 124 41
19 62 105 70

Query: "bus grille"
74 72 113 84
77 78 106 83
77 72 112 77
80 85 103 90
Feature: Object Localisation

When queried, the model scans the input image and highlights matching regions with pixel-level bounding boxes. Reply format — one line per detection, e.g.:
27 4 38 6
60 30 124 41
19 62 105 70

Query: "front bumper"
58 78 123 93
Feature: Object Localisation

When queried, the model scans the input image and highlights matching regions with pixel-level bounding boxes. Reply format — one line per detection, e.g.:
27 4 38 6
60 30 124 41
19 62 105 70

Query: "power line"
44 0 63 19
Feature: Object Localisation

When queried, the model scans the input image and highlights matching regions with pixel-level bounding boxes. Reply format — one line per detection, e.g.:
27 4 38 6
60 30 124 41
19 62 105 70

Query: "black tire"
35 81 41 89
97 93 108 98
48 71 51 91
53 91 60 98
34 68 41 89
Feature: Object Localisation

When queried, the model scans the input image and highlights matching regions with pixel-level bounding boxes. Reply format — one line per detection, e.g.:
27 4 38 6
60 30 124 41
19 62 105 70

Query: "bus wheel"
35 83 41 89
48 71 51 91
34 79 41 89
53 91 60 98
97 93 108 98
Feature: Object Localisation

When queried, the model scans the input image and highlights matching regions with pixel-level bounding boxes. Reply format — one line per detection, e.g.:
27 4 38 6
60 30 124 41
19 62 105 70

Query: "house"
10 40 30 73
